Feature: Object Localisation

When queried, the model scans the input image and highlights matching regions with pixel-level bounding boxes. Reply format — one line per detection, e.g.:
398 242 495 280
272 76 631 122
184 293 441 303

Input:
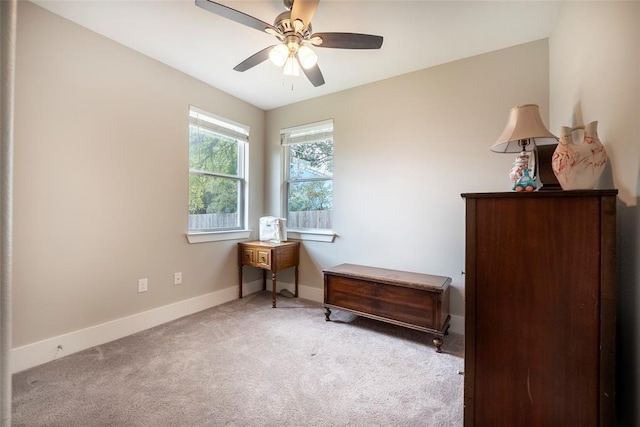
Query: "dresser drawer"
242 248 255 264
256 250 270 268
241 247 271 269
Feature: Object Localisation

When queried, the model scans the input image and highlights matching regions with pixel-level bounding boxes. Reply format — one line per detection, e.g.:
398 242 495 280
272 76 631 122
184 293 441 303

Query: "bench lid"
323 263 451 291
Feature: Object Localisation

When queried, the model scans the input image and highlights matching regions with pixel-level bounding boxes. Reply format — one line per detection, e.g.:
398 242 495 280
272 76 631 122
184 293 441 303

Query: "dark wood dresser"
461 190 616 426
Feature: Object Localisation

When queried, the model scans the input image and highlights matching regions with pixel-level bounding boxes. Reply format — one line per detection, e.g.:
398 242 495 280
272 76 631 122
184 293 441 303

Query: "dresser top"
461 189 618 199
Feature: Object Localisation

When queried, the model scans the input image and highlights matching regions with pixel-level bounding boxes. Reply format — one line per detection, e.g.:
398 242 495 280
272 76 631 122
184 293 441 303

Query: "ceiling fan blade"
233 46 275 72
300 62 325 87
290 0 319 31
310 32 383 49
195 0 277 34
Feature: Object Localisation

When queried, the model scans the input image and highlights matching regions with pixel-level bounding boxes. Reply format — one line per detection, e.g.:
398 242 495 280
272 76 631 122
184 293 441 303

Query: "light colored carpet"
12 291 464 426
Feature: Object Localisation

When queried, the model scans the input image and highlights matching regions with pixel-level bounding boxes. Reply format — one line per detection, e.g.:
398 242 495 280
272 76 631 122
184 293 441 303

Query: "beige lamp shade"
491 104 557 153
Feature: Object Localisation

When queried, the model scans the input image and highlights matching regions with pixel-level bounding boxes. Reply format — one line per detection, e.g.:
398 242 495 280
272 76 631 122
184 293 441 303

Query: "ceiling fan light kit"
296 46 317 69
283 56 300 77
269 44 289 67
195 0 383 87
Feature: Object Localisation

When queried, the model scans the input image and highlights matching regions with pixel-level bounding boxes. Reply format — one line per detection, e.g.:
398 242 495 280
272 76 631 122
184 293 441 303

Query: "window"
188 106 248 233
282 119 333 231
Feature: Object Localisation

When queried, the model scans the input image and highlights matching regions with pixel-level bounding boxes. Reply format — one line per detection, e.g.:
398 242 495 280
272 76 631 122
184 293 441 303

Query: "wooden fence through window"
188 211 332 230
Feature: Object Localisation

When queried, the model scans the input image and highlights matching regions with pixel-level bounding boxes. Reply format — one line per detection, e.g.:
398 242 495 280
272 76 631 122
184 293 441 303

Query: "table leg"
238 266 243 299
271 272 277 308
262 270 266 290
294 265 299 297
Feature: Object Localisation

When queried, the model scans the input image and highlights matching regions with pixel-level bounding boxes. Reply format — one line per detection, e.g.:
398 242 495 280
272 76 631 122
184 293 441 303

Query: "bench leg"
324 307 332 321
433 336 443 353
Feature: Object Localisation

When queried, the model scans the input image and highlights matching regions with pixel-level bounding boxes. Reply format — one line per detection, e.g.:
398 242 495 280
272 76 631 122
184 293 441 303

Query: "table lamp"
491 104 560 191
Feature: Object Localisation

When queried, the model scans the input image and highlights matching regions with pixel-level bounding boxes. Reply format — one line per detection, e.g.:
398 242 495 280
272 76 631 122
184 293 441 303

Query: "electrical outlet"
174 272 182 285
138 278 148 293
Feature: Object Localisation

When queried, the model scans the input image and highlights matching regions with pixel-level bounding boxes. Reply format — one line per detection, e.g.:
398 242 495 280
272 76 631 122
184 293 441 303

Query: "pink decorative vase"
551 121 607 190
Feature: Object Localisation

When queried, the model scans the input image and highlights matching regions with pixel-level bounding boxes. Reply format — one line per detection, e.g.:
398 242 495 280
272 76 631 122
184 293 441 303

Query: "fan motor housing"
274 11 312 38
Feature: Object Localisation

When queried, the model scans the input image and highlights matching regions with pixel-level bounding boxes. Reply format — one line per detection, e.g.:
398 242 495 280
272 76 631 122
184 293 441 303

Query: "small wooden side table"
238 240 300 308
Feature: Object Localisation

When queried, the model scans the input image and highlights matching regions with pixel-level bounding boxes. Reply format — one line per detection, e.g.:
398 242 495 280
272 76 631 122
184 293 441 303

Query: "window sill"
287 229 336 243
186 229 251 244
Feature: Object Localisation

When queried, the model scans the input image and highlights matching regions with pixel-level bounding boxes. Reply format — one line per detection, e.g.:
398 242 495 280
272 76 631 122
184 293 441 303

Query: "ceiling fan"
195 0 384 87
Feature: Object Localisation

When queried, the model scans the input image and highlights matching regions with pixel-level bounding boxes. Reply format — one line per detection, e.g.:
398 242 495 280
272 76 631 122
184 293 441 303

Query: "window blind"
189 106 249 142
281 119 333 145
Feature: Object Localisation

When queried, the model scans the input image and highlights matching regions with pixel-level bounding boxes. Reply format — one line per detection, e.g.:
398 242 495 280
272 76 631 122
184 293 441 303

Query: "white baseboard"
12 281 261 374
13 281 464 373
448 314 464 335
298 283 324 302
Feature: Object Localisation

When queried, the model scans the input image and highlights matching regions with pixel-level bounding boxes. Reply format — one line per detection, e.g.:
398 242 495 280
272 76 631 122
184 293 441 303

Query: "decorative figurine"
509 152 531 184
512 168 536 192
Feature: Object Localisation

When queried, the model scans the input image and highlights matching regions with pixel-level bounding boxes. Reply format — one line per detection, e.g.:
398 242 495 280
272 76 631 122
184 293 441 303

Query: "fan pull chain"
281 75 295 91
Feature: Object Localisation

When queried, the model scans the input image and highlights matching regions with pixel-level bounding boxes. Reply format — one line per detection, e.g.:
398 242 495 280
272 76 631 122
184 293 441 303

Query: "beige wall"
266 40 551 320
549 1 640 424
14 1 265 347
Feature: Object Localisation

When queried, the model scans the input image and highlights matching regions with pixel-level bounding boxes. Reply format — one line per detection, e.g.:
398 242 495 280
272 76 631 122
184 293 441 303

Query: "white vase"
551 121 607 190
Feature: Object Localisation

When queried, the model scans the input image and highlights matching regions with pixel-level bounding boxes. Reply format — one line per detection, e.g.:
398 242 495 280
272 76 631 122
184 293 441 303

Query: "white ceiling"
32 0 562 110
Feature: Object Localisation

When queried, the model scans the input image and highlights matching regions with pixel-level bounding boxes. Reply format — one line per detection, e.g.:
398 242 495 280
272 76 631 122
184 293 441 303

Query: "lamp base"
535 144 562 191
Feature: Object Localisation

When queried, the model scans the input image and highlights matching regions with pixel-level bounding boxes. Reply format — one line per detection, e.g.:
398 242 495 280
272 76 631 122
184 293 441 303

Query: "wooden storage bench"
323 263 451 352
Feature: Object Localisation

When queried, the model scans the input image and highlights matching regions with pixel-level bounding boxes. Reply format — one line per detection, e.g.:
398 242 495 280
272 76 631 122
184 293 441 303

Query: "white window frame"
282 119 336 243
187 106 250 243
